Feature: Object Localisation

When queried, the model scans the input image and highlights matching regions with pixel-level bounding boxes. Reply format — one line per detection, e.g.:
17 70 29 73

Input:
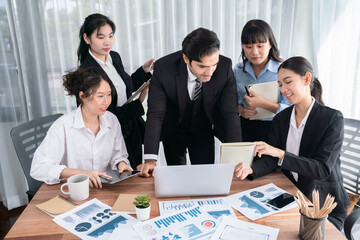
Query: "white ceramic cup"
60 174 89 201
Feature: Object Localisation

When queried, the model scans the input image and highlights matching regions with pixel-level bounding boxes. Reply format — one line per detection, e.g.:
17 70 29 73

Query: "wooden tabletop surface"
5 170 345 239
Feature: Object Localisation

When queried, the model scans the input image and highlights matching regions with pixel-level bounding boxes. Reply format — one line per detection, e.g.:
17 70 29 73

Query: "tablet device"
100 170 140 184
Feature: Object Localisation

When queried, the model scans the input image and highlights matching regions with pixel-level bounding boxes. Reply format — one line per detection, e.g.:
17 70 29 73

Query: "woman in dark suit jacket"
77 13 154 169
235 56 350 230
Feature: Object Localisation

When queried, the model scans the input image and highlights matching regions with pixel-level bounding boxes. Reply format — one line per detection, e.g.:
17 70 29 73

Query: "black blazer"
80 51 151 122
251 100 350 214
144 51 241 155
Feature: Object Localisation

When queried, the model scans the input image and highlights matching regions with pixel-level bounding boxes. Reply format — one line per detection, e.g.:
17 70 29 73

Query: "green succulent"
133 194 151 208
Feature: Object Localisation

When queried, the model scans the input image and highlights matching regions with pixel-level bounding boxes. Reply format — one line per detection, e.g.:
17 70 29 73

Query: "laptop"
154 164 235 197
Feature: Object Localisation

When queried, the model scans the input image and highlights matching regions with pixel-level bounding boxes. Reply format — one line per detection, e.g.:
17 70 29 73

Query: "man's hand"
137 159 156 177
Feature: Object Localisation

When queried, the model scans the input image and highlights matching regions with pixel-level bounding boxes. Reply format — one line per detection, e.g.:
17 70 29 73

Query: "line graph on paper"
159 197 231 216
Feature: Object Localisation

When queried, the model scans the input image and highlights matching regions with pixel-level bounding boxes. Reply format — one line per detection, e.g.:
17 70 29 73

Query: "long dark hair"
239 19 282 72
278 56 324 105
77 13 116 64
63 67 116 105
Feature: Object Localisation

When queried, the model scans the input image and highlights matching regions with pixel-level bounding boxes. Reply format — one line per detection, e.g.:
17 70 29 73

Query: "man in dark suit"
138 28 241 177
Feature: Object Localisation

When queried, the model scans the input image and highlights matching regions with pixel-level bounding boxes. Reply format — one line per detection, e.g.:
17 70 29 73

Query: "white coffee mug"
60 174 89 201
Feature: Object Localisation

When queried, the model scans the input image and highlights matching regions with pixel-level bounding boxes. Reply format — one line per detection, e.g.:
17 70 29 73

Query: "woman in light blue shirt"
235 19 289 143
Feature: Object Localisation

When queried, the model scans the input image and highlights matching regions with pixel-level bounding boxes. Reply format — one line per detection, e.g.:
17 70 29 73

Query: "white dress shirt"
143 65 197 161
283 97 315 181
30 107 130 185
89 50 127 106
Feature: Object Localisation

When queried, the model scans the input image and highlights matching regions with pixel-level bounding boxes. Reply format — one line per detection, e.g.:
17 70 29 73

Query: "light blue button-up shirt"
234 59 290 121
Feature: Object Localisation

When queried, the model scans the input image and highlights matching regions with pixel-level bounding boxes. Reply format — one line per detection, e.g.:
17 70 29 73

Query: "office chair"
10 113 63 202
340 118 360 239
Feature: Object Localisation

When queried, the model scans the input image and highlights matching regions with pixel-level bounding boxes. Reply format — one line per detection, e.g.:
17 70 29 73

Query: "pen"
58 195 77 206
147 60 154 72
244 85 251 97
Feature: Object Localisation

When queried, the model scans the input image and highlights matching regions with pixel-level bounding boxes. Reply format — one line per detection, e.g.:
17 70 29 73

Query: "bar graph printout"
224 183 297 221
53 198 139 240
159 197 236 219
133 206 218 240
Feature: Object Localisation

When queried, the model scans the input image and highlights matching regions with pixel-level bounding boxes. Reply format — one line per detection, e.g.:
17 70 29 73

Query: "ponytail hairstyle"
77 13 116 64
278 56 324 105
63 67 116 105
239 19 282 72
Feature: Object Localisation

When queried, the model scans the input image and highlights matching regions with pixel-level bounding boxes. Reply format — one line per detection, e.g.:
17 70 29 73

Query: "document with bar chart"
158 197 236 219
133 206 218 240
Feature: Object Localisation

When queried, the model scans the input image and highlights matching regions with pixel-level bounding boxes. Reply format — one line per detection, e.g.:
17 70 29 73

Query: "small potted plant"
133 194 151 221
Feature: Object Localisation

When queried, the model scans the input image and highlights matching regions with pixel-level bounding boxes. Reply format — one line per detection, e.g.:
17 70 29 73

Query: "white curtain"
0 0 297 209
313 0 360 119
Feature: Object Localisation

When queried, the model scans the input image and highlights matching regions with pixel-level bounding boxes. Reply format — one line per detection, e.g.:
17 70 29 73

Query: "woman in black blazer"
77 13 154 169
235 56 350 230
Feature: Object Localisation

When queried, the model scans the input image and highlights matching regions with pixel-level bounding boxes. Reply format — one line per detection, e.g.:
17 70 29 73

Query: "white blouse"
89 50 127 106
30 107 129 184
286 97 315 181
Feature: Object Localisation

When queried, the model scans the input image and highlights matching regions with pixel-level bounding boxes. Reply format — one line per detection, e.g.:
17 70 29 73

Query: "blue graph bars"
197 199 223 206
154 207 202 229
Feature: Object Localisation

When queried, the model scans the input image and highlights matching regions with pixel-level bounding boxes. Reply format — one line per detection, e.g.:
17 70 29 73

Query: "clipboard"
124 80 150 105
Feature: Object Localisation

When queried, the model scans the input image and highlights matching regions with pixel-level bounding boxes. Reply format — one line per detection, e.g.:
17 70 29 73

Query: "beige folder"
111 194 137 214
220 142 256 168
248 81 279 120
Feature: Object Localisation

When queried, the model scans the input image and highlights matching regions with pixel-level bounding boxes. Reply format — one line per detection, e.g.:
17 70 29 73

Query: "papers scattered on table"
220 142 256 168
133 206 218 240
53 198 139 240
248 81 279 120
224 183 297 221
210 216 279 240
159 197 236 219
36 195 77 217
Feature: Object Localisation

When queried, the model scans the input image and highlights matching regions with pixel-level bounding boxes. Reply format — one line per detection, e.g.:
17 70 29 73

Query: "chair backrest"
10 113 63 199
340 118 360 196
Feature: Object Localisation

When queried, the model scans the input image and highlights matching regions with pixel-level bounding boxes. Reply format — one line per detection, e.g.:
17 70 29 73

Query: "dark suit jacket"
144 50 241 155
80 51 151 122
251 100 350 214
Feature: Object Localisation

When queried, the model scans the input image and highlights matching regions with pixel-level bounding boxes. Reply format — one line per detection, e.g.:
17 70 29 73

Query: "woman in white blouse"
30 67 132 188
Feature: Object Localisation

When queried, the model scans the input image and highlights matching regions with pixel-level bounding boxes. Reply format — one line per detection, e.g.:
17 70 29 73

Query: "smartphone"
266 193 295 209
100 170 140 184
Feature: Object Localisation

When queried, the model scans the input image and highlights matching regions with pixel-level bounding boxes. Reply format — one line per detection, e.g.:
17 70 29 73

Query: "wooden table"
5 170 345 239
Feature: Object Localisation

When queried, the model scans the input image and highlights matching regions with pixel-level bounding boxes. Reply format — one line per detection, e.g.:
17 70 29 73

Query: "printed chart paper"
133 206 218 240
159 197 236 219
224 183 297 221
210 216 279 240
53 198 139 240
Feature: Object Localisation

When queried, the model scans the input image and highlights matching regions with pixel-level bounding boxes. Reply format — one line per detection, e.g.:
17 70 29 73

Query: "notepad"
248 81 279 120
36 195 77 217
220 142 256 168
111 194 138 214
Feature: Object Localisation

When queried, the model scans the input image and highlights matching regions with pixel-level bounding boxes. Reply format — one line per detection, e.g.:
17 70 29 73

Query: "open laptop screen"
154 164 235 197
